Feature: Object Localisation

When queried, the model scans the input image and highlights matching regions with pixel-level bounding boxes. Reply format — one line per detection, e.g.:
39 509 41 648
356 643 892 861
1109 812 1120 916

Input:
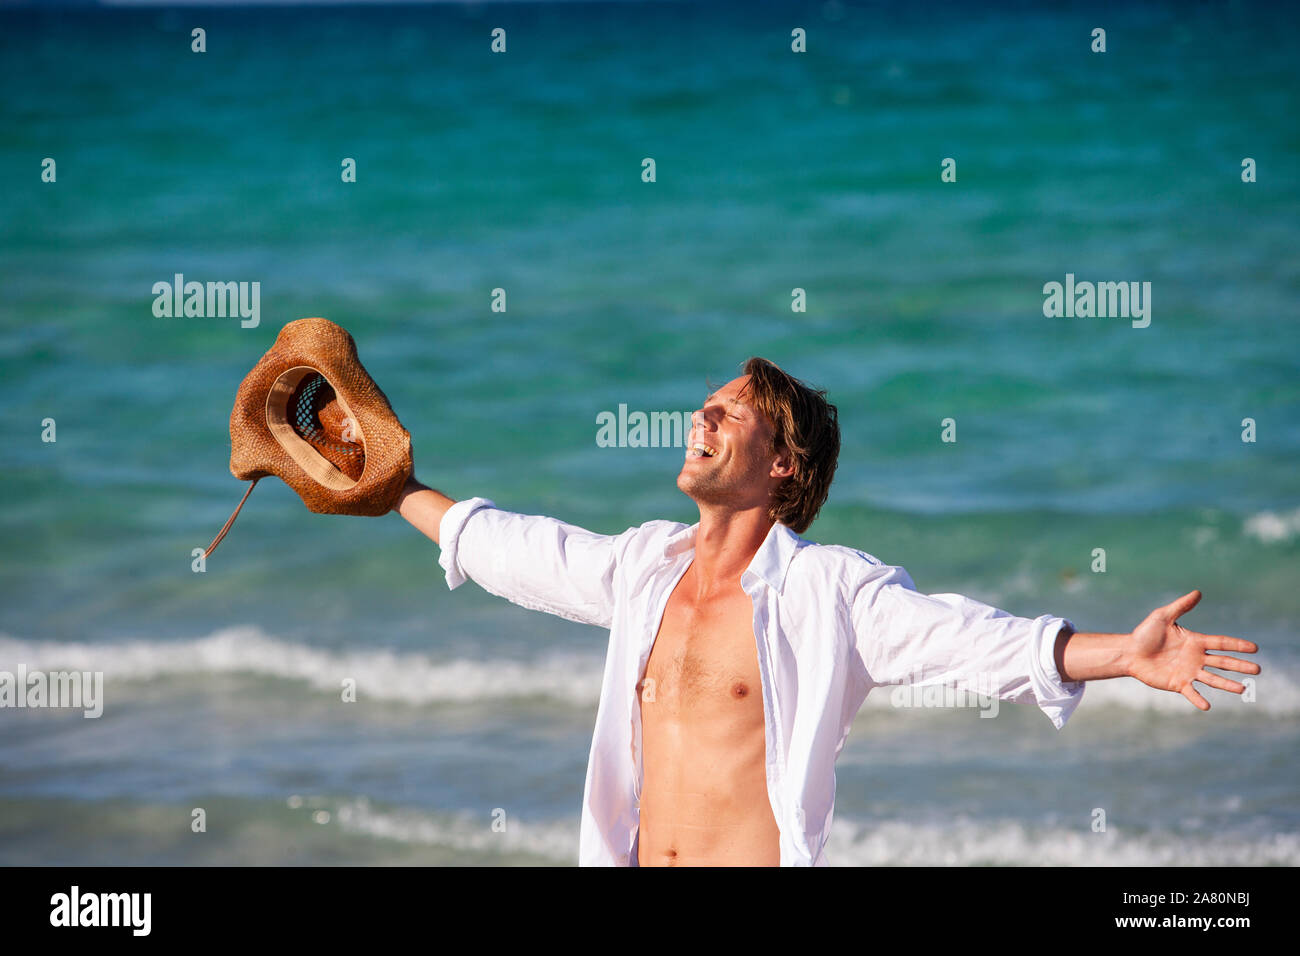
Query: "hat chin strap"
203 478 260 559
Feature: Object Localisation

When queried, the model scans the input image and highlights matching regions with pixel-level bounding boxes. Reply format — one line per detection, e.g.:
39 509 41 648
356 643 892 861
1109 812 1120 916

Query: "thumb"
1165 589 1202 620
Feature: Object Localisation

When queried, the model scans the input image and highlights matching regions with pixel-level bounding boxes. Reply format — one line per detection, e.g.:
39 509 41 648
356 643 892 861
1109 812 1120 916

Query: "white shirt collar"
661 518 804 594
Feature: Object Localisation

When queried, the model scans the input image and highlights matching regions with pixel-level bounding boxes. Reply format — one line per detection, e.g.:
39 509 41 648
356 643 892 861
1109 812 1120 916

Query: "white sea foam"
0 628 604 706
1243 506 1300 544
823 815 1300 867
311 798 1300 866
330 798 579 863
0 628 1292 714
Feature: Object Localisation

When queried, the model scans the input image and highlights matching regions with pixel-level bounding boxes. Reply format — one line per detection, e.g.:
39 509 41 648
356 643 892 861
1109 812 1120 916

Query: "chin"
676 469 707 499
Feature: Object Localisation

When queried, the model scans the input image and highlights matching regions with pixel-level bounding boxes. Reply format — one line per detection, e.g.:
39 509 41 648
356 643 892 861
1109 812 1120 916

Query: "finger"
1196 669 1246 694
1180 685 1210 711
1199 634 1259 654
1202 654 1261 675
1166 589 1202 620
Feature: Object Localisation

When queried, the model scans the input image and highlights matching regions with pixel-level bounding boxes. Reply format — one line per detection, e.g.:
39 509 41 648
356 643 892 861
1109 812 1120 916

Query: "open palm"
1128 589 1260 710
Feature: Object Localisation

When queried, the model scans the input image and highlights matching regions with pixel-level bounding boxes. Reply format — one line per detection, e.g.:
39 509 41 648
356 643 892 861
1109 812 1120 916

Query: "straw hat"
203 317 412 557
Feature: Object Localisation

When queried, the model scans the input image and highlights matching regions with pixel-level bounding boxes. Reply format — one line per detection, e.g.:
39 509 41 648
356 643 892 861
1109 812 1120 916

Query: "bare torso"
636 562 781 866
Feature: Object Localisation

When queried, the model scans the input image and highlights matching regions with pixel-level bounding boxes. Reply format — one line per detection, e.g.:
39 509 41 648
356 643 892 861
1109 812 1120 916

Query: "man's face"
677 375 790 512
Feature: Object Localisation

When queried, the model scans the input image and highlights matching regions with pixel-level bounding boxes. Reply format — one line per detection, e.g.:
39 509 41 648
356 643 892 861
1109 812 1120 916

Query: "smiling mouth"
686 442 718 460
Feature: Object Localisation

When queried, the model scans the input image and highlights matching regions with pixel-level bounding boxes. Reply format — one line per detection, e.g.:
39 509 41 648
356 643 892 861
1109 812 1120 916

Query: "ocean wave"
329 798 579 863
1243 506 1300 544
0 627 1292 715
824 815 1300 867
315 798 1300 866
0 628 604 706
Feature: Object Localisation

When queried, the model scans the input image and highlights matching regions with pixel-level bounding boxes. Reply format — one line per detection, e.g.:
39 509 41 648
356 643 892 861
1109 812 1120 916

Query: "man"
394 357 1261 866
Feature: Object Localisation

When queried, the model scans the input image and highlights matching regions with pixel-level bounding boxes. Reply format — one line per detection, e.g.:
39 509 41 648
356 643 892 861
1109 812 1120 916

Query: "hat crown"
228 317 412 516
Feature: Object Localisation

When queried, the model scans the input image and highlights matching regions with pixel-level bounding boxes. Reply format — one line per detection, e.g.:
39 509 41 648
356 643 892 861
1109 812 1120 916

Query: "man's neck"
689 505 774 595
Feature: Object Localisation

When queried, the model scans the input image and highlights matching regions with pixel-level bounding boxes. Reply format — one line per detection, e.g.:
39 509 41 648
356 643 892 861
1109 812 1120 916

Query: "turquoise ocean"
1 0 1297 864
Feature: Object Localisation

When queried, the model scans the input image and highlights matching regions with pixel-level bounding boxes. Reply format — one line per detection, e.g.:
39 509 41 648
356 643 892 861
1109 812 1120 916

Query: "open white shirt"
438 497 1086 866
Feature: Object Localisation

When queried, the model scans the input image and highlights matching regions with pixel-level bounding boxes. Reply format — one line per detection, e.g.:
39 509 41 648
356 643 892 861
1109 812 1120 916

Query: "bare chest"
639 577 762 712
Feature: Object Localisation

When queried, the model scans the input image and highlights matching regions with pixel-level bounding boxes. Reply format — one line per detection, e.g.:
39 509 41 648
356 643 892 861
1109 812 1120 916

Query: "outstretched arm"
1054 589 1260 710
849 561 1086 729
394 476 456 545
393 475 633 628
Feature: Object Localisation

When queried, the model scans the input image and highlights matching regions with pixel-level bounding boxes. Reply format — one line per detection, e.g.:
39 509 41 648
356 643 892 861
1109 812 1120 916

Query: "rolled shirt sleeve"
850 562 1086 729
438 497 498 590
437 496 625 628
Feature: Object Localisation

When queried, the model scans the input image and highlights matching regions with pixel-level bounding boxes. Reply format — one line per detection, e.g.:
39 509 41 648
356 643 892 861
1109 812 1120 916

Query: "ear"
770 444 795 480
